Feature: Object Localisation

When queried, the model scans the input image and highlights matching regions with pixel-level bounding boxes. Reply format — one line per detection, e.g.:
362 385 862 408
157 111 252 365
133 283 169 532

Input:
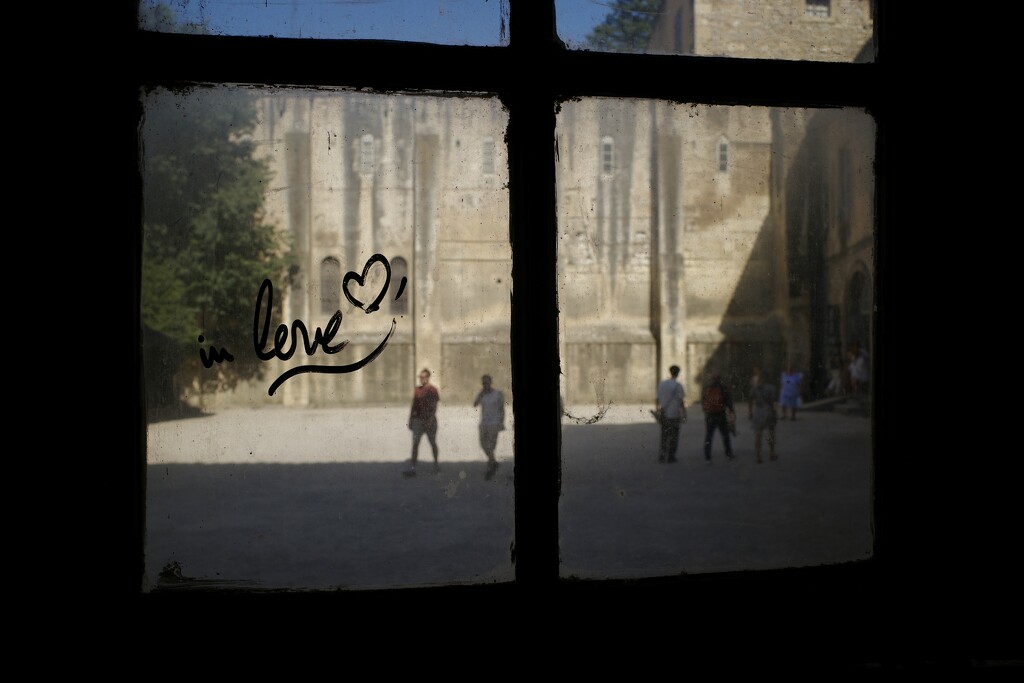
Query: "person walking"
779 364 803 421
473 374 505 480
655 365 687 463
702 370 735 464
404 368 440 477
748 366 778 463
849 343 869 395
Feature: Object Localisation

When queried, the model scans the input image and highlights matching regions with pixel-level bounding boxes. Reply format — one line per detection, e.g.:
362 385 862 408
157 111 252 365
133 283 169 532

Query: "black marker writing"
198 336 234 368
255 254 401 394
253 278 348 362
343 253 391 313
201 254 401 395
266 318 397 396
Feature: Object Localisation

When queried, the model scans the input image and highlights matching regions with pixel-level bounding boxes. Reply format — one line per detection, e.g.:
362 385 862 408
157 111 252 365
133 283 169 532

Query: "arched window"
601 136 614 175
320 256 340 314
391 256 409 315
845 268 871 350
360 134 375 175
718 137 729 173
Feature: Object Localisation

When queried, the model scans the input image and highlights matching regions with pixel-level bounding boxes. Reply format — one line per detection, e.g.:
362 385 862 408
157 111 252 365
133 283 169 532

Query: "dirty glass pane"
139 0 510 45
557 99 875 578
556 0 875 62
141 86 513 590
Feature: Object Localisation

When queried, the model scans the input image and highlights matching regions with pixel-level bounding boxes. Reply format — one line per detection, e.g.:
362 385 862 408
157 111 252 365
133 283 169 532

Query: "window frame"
130 1 902 628
805 0 832 19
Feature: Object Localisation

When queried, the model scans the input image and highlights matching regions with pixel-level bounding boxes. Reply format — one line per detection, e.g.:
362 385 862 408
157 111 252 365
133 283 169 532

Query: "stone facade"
195 1 874 409
556 100 784 403
252 93 512 406
771 107 875 396
649 0 874 62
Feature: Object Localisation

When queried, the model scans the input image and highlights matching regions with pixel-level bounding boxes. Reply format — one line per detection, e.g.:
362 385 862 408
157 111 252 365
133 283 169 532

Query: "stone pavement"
559 402 872 579
144 402 871 590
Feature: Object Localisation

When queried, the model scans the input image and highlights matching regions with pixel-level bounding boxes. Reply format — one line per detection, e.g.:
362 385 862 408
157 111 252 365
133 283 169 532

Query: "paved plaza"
144 403 872 590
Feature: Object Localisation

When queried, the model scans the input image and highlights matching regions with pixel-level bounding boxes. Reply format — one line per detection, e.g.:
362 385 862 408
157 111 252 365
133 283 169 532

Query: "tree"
138 1 208 34
141 86 289 410
586 0 663 54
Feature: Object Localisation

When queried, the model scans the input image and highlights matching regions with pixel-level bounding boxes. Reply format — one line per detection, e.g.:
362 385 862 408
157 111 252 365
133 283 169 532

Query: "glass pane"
141 86 513 590
139 0 510 45
557 99 875 578
557 0 875 62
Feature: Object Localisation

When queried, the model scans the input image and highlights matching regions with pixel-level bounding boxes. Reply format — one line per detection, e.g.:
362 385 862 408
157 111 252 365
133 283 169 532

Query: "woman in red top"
404 368 440 476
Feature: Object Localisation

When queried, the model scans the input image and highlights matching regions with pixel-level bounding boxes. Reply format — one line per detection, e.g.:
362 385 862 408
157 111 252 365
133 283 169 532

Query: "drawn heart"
343 253 392 313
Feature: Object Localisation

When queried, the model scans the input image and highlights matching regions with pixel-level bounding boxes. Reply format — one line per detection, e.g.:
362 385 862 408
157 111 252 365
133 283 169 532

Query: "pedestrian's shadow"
145 460 515 591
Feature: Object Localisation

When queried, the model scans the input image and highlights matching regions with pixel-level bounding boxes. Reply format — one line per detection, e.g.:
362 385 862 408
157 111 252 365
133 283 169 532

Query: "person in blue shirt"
779 364 803 421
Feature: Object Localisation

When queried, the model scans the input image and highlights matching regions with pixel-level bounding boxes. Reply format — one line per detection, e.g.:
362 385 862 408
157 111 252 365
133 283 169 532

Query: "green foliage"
142 87 289 395
586 0 663 53
138 1 209 34
138 2 175 31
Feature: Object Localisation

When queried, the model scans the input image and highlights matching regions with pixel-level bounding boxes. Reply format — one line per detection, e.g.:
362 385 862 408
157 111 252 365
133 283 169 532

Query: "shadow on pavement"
146 461 515 591
559 412 873 580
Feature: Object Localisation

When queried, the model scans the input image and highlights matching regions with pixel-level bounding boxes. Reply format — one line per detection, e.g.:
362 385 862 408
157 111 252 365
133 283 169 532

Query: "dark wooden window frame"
128 1 927 651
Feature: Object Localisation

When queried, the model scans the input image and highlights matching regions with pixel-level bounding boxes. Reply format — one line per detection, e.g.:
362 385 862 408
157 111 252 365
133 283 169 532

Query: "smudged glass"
141 86 514 590
556 98 875 578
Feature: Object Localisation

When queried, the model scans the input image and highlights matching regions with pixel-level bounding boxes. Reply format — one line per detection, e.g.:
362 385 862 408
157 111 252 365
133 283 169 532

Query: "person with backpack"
702 370 735 464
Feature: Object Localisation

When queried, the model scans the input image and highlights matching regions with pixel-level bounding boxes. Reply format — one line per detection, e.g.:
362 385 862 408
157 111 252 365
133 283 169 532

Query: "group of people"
655 364 806 465
404 359 830 474
403 369 505 480
826 343 871 397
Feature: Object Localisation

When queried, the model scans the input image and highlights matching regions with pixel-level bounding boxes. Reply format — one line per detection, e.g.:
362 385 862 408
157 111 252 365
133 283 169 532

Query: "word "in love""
198 254 407 396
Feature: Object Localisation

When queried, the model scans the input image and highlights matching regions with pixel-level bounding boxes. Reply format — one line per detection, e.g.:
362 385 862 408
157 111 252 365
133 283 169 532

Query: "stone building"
556 100 785 404
648 0 874 62
771 106 875 398
557 0 875 404
211 0 874 409
253 94 512 406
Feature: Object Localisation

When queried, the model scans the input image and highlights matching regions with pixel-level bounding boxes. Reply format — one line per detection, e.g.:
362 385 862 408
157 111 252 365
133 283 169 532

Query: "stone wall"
182 80 872 411
649 0 874 62
252 91 512 407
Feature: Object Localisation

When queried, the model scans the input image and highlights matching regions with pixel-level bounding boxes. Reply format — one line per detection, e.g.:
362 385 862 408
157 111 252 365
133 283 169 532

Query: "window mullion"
133 0 886 592
506 0 561 586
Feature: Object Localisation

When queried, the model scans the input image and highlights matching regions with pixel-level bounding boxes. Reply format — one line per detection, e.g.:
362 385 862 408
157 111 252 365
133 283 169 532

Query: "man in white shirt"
655 365 687 463
473 374 505 480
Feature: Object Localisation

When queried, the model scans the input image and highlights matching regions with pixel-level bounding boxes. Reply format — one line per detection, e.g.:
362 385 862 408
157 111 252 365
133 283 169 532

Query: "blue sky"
141 0 611 46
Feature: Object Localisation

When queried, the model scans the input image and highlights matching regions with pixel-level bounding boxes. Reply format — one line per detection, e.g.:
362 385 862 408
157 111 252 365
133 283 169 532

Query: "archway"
391 256 409 315
845 266 871 352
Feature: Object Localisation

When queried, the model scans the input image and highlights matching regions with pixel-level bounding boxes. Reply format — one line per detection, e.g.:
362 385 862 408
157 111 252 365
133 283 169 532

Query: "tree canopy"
586 0 663 54
141 86 288 402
